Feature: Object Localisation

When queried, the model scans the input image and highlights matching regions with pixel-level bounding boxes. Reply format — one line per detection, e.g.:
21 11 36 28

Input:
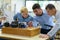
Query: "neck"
22 15 29 19
37 12 43 16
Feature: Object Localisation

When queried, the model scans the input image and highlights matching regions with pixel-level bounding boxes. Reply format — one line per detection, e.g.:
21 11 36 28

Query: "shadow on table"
0 38 23 40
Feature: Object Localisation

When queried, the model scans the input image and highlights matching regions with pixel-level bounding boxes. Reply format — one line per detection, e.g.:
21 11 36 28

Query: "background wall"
0 0 60 22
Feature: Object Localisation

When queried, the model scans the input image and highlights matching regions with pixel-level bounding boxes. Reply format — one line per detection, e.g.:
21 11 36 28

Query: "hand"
28 21 33 27
39 34 49 38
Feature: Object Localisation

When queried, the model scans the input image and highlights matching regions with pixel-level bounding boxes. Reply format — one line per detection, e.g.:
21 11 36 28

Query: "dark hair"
45 4 56 10
32 3 41 10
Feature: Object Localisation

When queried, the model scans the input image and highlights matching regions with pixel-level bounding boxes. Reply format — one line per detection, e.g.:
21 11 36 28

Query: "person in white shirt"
40 4 60 40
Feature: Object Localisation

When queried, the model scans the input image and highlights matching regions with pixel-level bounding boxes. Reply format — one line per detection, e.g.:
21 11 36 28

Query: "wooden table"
0 29 48 40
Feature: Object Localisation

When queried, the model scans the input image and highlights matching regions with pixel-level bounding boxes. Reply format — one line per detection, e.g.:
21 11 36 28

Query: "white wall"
2 0 25 23
54 1 60 10
11 0 25 14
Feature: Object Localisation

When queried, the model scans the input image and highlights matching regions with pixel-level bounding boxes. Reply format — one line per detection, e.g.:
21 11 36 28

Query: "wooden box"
2 27 40 37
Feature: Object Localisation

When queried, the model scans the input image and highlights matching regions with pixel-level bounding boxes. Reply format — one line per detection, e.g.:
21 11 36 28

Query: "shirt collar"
37 12 43 16
22 15 29 19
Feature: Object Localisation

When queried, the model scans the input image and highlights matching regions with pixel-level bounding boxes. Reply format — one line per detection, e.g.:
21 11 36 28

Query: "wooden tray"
2 27 40 37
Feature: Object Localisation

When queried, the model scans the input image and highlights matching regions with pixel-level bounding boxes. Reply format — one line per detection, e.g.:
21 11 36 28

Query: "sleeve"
32 18 40 27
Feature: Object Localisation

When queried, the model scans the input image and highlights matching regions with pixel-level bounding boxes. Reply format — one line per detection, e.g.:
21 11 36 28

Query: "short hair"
45 4 56 10
32 3 41 10
20 7 28 13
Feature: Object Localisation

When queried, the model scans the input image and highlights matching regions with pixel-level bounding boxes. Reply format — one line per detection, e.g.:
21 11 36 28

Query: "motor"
3 22 10 27
10 21 18 28
18 22 27 28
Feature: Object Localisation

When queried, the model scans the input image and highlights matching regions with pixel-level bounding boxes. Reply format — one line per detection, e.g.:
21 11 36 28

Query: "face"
33 8 43 16
22 11 28 18
46 8 56 16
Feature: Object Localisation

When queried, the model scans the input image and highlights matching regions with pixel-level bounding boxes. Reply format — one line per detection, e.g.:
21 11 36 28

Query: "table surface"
0 29 48 40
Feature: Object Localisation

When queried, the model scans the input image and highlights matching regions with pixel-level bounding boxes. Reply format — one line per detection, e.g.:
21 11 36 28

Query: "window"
39 1 55 9
26 1 55 11
26 1 38 11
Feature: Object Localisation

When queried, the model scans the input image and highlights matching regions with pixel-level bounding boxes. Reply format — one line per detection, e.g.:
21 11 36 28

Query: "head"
46 4 56 16
32 3 43 16
20 7 28 18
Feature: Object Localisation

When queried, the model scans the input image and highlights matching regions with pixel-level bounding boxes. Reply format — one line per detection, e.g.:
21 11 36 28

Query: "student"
32 3 55 34
40 4 60 40
32 3 55 40
13 7 33 27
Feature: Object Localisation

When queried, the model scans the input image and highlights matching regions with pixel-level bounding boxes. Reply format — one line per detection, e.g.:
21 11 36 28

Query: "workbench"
0 29 48 40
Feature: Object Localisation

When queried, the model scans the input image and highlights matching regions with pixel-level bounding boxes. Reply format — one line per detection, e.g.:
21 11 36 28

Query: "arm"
27 17 39 27
47 18 60 38
32 18 39 27
47 23 60 37
39 19 60 38
13 14 18 21
27 17 33 27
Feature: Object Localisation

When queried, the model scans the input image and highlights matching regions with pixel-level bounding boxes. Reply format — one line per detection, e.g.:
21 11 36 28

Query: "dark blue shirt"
13 13 33 23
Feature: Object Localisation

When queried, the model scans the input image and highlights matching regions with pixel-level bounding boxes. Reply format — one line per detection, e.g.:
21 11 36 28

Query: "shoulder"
32 16 38 20
43 9 47 14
